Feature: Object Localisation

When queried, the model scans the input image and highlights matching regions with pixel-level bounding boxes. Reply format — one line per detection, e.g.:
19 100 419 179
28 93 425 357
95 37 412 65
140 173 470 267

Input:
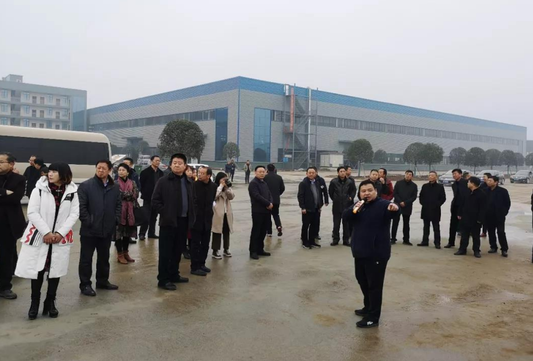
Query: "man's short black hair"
405 170 414 175
452 168 463 174
370 169 379 173
255 165 265 171
150 155 160 161
34 158 45 167
359 179 376 190
199 166 213 177
379 168 387 175
170 153 187 164
468 176 481 187
483 172 492 177
96 160 113 170
306 167 317 172
267 164 275 172
337 166 346 173
0 152 16 163
345 165 352 170
310 166 318 172
488 175 499 183
124 157 134 164
429 170 438 175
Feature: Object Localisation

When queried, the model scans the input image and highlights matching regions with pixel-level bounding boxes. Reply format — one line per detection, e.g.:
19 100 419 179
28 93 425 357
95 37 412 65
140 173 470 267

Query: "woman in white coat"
211 172 235 259
15 163 79 320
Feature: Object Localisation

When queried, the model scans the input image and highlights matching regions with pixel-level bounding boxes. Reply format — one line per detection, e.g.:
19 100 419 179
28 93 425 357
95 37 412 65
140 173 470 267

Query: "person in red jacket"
378 168 394 201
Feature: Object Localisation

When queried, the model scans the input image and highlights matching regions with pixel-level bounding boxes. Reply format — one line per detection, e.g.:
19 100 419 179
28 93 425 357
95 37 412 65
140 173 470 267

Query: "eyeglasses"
0 161 12 164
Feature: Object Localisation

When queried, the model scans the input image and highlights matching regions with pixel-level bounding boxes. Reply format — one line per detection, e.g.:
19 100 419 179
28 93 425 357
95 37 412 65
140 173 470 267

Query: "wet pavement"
1 172 533 361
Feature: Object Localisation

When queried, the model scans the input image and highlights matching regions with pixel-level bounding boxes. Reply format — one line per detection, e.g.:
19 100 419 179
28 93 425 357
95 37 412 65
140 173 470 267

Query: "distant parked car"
439 169 472 186
510 170 533 184
476 170 506 185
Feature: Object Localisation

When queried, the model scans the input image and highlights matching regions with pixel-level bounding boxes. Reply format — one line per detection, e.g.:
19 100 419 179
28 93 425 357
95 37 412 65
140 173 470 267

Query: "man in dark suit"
445 169 469 248
264 164 285 237
139 155 164 240
344 179 400 328
298 167 324 249
23 155 39 197
248 166 273 260
0 152 26 300
312 167 329 241
391 170 418 245
485 175 511 257
455 177 487 258
329 166 356 246
418 171 446 249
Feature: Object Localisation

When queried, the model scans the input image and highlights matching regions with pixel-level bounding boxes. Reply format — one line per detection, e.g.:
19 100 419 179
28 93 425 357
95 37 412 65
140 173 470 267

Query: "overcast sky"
1 0 531 138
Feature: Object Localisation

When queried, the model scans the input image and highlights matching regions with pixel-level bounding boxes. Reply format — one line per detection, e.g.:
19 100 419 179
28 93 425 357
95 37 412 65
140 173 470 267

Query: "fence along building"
87 77 526 168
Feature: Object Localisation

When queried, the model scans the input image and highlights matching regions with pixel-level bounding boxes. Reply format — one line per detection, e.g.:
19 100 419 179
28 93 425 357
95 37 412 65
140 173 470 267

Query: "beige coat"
212 185 235 234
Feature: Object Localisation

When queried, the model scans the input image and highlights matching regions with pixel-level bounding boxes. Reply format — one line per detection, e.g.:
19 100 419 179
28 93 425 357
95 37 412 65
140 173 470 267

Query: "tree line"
346 139 532 173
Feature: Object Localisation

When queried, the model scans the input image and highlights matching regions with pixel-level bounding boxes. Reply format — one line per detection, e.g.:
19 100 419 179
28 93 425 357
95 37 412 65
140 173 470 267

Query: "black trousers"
139 200 158 237
249 213 269 254
487 218 509 251
230 172 235 182
212 214 230 251
245 172 251 184
158 218 188 285
268 204 282 234
115 236 130 253
0 222 16 291
191 227 212 270
332 210 350 242
448 207 461 245
459 222 481 252
301 211 319 246
355 258 388 322
79 235 112 288
31 270 60 301
391 213 411 242
422 219 441 245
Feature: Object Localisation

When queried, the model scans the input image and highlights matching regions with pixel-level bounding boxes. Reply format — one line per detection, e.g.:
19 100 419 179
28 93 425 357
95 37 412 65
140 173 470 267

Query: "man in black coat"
23 155 40 197
78 160 122 297
455 177 487 258
445 169 469 248
369 169 384 197
313 167 329 240
343 179 400 328
418 171 446 248
190 167 217 276
248 166 273 260
0 152 26 300
265 164 285 237
391 170 418 245
152 153 195 290
139 155 164 240
329 166 356 246
485 175 511 257
298 167 324 249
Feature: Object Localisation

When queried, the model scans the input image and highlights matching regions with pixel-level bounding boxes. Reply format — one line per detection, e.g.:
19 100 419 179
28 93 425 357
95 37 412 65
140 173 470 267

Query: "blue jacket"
344 197 397 260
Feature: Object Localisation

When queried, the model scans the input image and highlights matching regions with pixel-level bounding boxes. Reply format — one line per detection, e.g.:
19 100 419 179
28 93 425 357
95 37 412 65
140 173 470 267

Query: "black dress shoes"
171 276 189 283
0 289 17 299
435 244 441 249
250 253 259 260
258 251 271 256
474 252 482 258
191 269 207 276
488 248 498 254
343 242 351 247
96 282 119 290
417 243 429 247
139 235 146 241
331 240 339 246
354 308 369 317
502 250 508 257
444 244 455 249
158 282 177 291
201 266 211 273
403 241 413 246
148 234 159 239
454 250 467 256
80 285 96 297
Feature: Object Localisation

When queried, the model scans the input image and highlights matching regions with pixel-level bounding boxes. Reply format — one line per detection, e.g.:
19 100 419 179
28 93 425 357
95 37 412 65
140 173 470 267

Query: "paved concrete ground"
1 172 533 361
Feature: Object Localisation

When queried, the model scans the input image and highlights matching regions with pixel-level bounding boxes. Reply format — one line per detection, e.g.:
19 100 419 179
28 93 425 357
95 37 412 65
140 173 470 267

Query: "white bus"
0 125 111 184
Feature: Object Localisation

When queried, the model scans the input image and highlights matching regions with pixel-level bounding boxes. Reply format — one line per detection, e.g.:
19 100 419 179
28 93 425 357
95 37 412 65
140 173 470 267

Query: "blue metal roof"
88 76 525 132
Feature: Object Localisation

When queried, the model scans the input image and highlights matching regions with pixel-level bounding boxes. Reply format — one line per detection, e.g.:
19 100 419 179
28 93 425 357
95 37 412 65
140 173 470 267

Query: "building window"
254 108 272 162
0 117 8 125
215 108 228 160
24 106 30 114
39 123 44 128
39 110 45 118
63 97 69 105
23 92 30 101
55 111 60 119
32 96 37 104
40 97 45 104
32 110 36 117
48 95 53 103
0 104 8 112
1 90 8 98
23 119 29 127
48 108 53 117
31 123 37 128
56 99 60 106
55 124 60 130
62 109 68 118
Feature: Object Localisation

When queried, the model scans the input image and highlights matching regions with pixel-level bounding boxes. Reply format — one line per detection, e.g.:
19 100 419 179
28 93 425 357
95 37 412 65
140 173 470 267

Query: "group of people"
0 149 517 329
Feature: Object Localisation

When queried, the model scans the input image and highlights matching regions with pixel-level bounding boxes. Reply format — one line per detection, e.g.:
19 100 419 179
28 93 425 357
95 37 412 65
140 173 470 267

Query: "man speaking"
344 179 399 328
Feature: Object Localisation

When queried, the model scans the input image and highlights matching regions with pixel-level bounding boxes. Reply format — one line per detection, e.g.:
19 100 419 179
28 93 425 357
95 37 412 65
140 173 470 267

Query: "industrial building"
0 74 87 131
86 77 527 168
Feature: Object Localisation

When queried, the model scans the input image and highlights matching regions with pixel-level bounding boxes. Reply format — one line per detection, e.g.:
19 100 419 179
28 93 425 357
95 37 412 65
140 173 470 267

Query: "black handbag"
133 201 148 227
